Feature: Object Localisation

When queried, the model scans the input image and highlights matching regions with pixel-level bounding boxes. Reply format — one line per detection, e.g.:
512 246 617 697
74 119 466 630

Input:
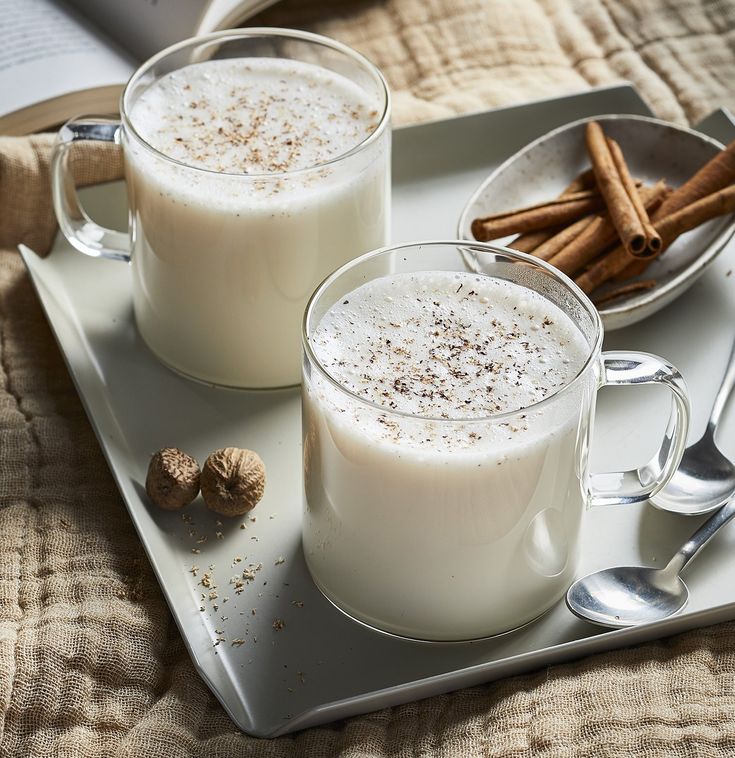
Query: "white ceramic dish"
19 86 735 738
458 114 735 330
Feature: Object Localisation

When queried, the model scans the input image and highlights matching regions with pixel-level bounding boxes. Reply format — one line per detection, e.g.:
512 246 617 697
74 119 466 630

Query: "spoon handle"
667 497 735 576
707 334 735 434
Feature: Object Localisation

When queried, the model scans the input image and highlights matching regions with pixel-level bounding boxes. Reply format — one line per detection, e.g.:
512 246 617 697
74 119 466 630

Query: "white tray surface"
20 85 735 737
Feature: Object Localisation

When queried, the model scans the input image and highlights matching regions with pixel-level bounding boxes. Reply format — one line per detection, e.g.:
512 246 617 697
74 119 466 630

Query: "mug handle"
589 351 690 507
51 117 131 263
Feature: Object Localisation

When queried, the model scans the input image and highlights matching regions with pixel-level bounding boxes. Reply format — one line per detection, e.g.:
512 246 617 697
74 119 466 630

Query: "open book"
0 0 280 135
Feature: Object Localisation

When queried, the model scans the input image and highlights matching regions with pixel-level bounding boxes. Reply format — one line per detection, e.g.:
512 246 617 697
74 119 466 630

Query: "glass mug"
301 242 690 641
52 29 391 389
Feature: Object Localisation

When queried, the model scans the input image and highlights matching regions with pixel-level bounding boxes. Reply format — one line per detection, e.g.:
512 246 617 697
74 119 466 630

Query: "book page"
0 0 134 118
196 0 280 34
67 0 207 61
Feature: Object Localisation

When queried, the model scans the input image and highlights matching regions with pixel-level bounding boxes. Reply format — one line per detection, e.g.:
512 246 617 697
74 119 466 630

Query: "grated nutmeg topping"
131 58 380 175
310 271 589 447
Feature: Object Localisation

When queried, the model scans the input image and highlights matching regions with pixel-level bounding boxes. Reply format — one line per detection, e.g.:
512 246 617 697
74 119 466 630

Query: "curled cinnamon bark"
545 181 667 276
617 138 735 280
471 190 603 242
506 170 598 252
592 279 657 307
576 185 735 294
592 279 656 308
531 216 597 261
607 137 661 255
564 168 598 194
656 138 735 218
585 121 652 257
508 227 562 253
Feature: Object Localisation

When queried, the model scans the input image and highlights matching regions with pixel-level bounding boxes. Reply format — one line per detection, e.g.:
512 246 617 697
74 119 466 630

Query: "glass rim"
120 27 391 179
302 240 604 424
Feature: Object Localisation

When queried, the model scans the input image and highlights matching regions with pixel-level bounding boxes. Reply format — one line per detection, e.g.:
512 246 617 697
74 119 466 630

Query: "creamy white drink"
125 57 389 387
303 270 593 640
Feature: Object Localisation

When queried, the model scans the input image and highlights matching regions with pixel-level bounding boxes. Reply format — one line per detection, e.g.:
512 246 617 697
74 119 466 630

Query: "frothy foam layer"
130 58 381 174
312 270 589 419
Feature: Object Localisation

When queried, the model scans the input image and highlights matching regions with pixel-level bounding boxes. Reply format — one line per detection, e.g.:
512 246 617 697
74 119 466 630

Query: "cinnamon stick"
471 189 604 242
548 217 611 274
531 216 597 261
592 279 657 307
656 185 735 243
507 170 598 251
576 185 735 294
585 121 648 257
611 258 646 282
607 137 661 255
565 168 598 194
508 227 562 253
616 139 735 280
655 138 735 219
545 181 667 276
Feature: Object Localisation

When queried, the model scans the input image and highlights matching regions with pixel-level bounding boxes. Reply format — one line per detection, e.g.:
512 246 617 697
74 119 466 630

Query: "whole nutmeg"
201 447 266 517
146 447 201 510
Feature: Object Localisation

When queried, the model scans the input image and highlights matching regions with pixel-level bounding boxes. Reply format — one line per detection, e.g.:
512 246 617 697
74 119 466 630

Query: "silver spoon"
566 497 735 628
651 335 735 515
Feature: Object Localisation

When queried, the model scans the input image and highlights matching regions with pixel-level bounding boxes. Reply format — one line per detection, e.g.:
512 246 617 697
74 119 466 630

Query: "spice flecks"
132 58 380 176
311 271 588 431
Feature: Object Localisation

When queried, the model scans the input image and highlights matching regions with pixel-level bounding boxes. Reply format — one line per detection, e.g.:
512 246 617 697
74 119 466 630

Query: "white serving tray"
20 85 735 738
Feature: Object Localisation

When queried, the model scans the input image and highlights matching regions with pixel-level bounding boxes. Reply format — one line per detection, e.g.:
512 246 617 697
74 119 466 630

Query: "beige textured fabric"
2 1 735 755
0 135 123 254
253 0 735 126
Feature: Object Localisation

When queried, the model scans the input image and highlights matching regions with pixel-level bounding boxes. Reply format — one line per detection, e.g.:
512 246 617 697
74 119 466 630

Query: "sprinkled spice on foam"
310 271 589 447
313 272 585 419
132 58 380 175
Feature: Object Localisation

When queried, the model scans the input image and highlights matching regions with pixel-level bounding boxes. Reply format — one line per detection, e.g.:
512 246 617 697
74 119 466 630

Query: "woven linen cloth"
2 1 735 756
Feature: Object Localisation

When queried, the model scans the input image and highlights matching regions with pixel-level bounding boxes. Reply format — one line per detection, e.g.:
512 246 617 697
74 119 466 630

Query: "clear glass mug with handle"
301 241 690 642
51 28 391 389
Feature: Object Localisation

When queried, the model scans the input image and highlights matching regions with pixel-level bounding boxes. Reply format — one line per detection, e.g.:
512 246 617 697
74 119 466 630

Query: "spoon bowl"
566 566 688 628
651 435 735 515
652 332 735 515
567 498 735 628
